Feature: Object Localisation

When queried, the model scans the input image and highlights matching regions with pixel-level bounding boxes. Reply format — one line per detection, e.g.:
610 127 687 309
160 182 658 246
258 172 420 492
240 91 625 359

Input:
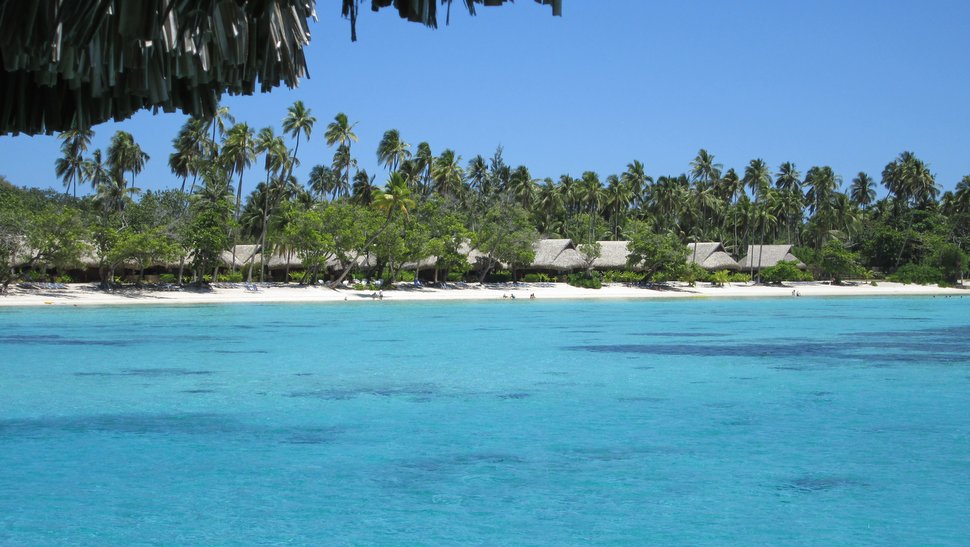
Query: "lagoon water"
1 297 969 544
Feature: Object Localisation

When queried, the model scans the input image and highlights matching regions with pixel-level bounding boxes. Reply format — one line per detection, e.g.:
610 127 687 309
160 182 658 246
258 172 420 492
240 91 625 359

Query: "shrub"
888 263 944 285
934 244 968 283
396 271 415 282
710 270 731 287
485 270 513 283
55 274 73 283
218 272 244 283
820 240 863 284
289 271 305 283
567 271 602 289
760 261 813 283
601 270 643 283
728 272 752 283
522 273 553 283
158 273 177 284
446 271 465 282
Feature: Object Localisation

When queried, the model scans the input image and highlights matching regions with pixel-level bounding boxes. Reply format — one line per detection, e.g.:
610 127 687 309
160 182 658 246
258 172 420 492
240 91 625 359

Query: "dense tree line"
2 101 969 292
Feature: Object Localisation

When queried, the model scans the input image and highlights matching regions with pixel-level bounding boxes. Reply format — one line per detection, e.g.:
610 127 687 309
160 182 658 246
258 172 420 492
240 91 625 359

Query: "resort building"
737 245 806 272
687 242 741 271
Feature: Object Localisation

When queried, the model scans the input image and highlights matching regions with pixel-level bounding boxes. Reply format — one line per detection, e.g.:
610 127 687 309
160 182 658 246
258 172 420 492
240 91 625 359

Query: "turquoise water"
1 297 969 544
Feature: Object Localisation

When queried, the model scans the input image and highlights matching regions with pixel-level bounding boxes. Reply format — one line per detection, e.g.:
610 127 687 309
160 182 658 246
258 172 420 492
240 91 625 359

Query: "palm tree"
849 172 876 210
535 178 565 235
621 160 651 209
413 142 433 196
221 122 256 218
774 162 802 192
603 175 633 240
282 101 315 162
324 112 357 190
690 149 722 191
308 164 339 200
352 170 378 205
431 149 465 201
204 104 235 158
804 166 843 250
169 117 209 192
953 175 970 215
743 159 772 279
106 131 149 190
508 165 537 209
578 171 603 242
331 144 357 196
718 168 743 253
376 129 411 171
83 149 111 191
55 128 93 197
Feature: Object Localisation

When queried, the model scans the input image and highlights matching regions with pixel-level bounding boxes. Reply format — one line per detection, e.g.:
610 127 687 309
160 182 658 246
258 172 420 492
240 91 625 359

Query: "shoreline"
0 281 965 308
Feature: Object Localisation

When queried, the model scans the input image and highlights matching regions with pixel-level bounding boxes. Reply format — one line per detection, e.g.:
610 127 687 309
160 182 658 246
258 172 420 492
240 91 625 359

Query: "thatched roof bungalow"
528 239 585 273
688 242 740 271
590 241 634 271
738 245 806 271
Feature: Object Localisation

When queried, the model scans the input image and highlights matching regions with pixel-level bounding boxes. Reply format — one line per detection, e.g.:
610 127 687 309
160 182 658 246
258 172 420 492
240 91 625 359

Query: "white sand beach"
0 281 965 307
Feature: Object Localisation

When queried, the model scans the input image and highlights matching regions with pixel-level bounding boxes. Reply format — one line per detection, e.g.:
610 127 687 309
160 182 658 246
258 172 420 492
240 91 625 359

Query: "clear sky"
2 1 969 197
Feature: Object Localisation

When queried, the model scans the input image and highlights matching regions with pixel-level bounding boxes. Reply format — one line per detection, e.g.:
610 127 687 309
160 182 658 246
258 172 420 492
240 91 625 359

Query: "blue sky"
2 1 969 197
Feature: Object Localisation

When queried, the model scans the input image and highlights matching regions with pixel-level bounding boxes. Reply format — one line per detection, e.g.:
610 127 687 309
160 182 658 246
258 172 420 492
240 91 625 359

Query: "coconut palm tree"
413 142 433 196
603 175 633 240
743 159 772 279
221 122 256 218
535 178 565 235
352 170 378 205
377 129 411 171
308 164 339 201
466 155 488 195
849 172 876 210
431 149 465 201
508 165 538 209
55 129 93 197
324 112 357 190
282 100 315 164
690 149 722 191
169 117 210 193
83 149 111 191
204 104 235 158
621 160 651 210
106 131 149 190
331 144 357 196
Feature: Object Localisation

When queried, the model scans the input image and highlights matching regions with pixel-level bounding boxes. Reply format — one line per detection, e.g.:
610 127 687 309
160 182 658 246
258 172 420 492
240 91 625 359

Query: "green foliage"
709 270 731 287
396 270 415 282
159 273 177 284
934 244 968 283
219 272 244 283
601 270 643 283
820 240 863 284
473 204 539 282
760 261 813 283
446 271 465 282
567 271 602 289
888 263 944 285
729 272 752 283
625 220 689 281
522 273 553 282
485 270 513 283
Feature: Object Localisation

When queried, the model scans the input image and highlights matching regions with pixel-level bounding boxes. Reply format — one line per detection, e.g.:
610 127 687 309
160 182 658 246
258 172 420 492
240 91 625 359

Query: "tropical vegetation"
2 103 969 293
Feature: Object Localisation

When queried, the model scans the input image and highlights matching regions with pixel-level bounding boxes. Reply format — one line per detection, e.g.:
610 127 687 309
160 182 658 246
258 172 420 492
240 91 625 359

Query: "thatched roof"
531 238 584 271
1 1 562 135
738 245 806 270
688 242 740 271
591 241 633 270
0 1 316 135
